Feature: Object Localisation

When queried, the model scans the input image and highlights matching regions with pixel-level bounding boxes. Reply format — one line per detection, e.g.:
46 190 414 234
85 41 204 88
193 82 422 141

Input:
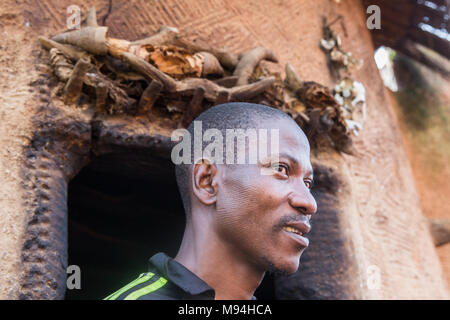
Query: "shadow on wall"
391 51 450 287
392 52 450 193
393 52 445 131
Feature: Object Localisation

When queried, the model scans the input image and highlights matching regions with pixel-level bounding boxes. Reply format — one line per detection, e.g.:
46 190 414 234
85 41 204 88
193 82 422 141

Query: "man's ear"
191 159 218 206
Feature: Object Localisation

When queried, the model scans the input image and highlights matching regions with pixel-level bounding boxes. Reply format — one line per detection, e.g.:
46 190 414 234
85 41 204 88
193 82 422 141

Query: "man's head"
174 102 317 275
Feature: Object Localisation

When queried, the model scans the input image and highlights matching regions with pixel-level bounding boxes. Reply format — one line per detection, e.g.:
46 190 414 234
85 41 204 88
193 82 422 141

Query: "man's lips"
281 220 311 248
284 220 311 235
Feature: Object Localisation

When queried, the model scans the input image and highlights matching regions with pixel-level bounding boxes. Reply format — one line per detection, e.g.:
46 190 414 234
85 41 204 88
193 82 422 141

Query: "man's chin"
262 255 301 276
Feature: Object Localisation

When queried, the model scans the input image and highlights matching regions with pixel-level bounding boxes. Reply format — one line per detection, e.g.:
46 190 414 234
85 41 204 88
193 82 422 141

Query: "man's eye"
272 163 289 175
304 179 313 189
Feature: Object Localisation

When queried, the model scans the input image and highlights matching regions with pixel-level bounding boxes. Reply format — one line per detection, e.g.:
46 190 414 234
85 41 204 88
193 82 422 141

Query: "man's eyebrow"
277 152 298 166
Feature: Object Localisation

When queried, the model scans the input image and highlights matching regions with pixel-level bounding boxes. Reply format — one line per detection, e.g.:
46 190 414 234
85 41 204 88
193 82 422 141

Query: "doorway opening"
66 151 184 299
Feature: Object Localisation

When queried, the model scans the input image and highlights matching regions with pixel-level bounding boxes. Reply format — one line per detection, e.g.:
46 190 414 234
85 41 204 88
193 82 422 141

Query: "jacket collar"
148 252 215 298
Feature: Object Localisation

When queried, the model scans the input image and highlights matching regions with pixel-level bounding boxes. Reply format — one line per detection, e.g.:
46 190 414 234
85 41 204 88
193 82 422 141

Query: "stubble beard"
261 256 292 277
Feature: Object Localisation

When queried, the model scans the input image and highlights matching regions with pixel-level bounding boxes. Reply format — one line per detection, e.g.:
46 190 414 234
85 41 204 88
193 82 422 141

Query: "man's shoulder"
103 272 172 300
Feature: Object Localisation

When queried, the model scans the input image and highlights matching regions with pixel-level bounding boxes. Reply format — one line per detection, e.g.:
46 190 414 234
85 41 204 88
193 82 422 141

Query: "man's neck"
174 224 265 300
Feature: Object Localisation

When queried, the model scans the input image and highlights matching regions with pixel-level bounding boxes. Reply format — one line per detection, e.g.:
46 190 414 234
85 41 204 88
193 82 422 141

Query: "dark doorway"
66 151 185 299
65 150 275 300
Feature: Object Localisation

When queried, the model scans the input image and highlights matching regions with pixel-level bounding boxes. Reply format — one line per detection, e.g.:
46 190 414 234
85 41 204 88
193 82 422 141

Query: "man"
104 102 317 300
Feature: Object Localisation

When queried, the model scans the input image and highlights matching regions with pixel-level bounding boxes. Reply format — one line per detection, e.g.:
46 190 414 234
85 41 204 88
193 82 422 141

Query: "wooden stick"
229 77 275 101
138 80 163 114
121 52 178 92
38 36 91 62
121 52 274 102
49 48 73 82
131 26 179 46
85 72 136 115
182 86 205 127
214 90 229 105
233 47 278 86
64 58 89 104
95 83 108 114
213 75 238 88
131 26 238 70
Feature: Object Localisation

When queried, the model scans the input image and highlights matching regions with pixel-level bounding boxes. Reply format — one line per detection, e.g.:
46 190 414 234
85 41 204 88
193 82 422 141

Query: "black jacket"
104 252 217 300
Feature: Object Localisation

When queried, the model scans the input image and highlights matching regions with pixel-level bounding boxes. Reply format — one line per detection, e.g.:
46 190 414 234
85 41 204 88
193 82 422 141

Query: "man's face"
214 118 317 275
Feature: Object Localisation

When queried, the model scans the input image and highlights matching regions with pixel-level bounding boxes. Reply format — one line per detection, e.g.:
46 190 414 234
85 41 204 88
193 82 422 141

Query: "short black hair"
175 102 295 217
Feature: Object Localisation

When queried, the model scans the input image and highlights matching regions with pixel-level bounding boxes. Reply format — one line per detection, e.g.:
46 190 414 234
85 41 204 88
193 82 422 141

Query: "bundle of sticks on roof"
38 7 358 154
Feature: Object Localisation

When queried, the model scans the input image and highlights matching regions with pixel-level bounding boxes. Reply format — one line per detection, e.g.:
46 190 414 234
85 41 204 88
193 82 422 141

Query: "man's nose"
288 188 317 216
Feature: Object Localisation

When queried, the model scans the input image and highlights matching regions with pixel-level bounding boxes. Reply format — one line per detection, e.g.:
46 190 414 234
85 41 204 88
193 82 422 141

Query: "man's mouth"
282 226 304 236
281 222 311 248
